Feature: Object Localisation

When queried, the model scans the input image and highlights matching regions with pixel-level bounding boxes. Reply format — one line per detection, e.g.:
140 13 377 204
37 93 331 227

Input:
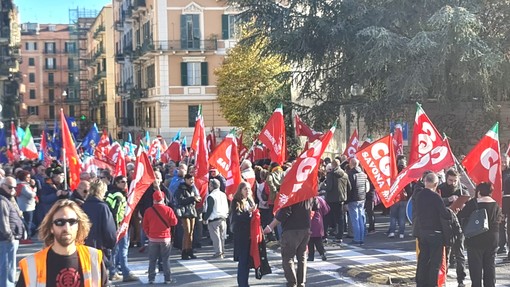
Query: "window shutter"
180 15 187 49
201 62 208 86
222 15 229 40
192 14 200 49
181 62 188 86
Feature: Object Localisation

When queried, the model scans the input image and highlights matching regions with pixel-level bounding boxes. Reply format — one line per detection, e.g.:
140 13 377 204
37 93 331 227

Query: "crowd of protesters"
0 151 509 287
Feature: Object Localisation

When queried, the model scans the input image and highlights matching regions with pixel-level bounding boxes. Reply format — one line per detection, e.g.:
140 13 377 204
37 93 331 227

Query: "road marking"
178 259 232 280
374 249 417 261
327 249 387 264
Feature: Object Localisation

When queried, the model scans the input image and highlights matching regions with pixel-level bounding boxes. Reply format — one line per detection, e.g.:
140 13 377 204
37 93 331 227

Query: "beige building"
114 0 238 140
1 0 22 125
86 5 118 136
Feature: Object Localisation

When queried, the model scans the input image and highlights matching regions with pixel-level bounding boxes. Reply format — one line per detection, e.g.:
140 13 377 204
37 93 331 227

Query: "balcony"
43 81 56 88
115 52 125 63
141 40 218 53
43 65 57 71
65 97 81 103
132 0 146 14
93 25 105 39
130 87 147 100
131 40 155 61
89 47 105 65
92 70 106 82
115 21 124 32
96 93 107 102
124 8 133 22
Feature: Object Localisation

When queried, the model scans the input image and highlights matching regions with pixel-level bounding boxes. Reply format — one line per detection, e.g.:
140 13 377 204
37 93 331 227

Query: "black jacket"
347 167 369 202
175 182 198 218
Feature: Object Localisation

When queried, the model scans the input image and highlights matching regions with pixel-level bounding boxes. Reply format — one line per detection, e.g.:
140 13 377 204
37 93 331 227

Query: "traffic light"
80 114 87 121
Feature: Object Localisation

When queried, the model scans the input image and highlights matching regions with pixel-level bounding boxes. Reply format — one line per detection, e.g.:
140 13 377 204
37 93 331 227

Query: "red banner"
393 124 404 156
113 148 127 177
117 151 155 242
94 130 111 162
342 129 359 158
60 110 81 191
209 133 241 200
357 135 398 208
258 107 286 164
273 127 335 214
409 104 443 164
294 114 323 142
390 139 454 204
462 123 502 205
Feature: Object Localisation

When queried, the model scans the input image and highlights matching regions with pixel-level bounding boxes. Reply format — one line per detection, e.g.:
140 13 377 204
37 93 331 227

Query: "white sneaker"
399 234 404 239
388 233 395 238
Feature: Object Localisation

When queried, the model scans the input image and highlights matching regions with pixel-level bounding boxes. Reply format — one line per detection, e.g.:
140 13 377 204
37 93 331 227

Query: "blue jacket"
81 197 117 250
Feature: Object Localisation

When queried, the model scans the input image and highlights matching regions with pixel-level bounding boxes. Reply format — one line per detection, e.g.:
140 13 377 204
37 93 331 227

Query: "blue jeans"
110 232 132 278
347 201 366 243
388 200 407 235
0 240 18 287
237 241 250 287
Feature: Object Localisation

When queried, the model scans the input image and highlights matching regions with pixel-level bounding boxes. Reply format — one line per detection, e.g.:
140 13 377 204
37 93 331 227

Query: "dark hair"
446 168 460 178
184 174 193 180
114 175 126 183
16 170 31 181
476 182 493 197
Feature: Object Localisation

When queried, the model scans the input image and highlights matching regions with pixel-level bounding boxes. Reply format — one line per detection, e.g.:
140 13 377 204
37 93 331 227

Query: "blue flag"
0 128 9 164
51 119 62 159
145 131 150 149
82 123 100 155
16 126 25 149
66 116 80 140
172 130 181 142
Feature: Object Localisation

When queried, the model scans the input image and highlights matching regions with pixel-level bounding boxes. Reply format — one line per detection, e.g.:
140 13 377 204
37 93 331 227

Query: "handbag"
464 199 489 239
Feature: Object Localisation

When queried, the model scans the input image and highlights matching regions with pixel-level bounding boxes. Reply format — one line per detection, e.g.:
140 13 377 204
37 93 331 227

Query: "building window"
222 14 239 40
180 14 200 49
48 89 54 101
49 106 55 119
45 58 56 69
29 89 36 99
68 58 74 69
28 106 39 115
44 42 56 53
29 73 35 83
48 25 56 32
28 58 35 66
25 42 37 51
188 105 199 127
69 105 75 117
181 62 208 86
64 42 76 53
48 73 54 84
68 73 75 84
146 64 155 88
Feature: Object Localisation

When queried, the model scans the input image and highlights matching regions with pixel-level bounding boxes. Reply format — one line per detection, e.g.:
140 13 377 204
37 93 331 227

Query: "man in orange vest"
17 199 108 286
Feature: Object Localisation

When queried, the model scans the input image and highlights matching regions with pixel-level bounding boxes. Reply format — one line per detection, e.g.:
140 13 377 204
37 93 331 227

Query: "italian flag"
21 126 38 159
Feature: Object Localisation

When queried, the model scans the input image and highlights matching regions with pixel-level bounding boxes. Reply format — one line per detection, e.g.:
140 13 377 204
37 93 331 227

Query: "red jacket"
142 203 178 242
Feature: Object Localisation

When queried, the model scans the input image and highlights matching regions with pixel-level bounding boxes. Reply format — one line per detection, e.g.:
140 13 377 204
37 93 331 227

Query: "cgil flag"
409 103 443 164
258 106 286 165
342 129 359 159
60 109 81 190
209 131 241 200
462 122 502 205
294 114 324 142
273 126 335 214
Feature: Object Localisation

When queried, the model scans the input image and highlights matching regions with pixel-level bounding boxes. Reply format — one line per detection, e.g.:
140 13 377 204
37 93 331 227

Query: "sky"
16 0 110 24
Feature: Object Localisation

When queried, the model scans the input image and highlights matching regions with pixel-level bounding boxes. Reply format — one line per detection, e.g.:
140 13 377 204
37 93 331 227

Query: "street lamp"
346 84 364 143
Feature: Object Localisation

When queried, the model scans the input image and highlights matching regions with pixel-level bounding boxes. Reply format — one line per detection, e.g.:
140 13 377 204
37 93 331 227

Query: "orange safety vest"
19 244 103 287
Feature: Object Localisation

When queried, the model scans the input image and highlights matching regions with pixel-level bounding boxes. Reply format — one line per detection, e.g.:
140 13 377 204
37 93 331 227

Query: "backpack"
440 208 462 247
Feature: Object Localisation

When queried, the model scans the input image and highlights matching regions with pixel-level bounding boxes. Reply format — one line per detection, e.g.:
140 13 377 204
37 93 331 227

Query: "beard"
54 231 76 247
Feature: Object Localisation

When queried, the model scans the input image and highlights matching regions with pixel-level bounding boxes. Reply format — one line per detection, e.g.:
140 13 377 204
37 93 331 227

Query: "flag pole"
60 109 68 190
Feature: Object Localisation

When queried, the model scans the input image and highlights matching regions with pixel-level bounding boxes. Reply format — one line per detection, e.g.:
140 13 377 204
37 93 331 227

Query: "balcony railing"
93 25 105 39
132 0 146 13
130 88 147 100
89 47 105 65
115 21 124 31
133 40 218 53
65 97 81 103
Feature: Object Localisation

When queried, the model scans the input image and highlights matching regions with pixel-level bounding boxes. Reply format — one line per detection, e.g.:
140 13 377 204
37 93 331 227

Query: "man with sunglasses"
1 177 25 287
17 199 108 287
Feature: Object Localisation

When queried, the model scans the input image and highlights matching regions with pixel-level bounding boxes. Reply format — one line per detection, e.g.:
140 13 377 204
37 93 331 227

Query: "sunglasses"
3 184 16 190
119 181 127 183
53 218 79 227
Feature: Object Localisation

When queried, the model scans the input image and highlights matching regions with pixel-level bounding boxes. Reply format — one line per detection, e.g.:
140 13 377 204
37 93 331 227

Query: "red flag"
191 106 209 207
294 114 323 142
462 123 502 205
342 129 359 158
206 133 216 153
208 133 241 200
390 139 454 205
273 126 335 214
393 124 404 156
409 104 443 164
94 130 110 161
60 109 81 191
117 151 155 241
105 142 123 166
148 139 161 159
161 141 181 163
356 135 398 208
10 122 20 161
258 107 286 164
113 148 127 177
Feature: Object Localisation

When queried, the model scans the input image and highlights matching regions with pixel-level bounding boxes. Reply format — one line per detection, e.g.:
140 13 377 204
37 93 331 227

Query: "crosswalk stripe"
178 258 232 280
375 249 417 261
327 249 387 264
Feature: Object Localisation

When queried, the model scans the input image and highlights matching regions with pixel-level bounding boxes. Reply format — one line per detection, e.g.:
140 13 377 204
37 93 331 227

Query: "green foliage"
215 26 292 140
231 0 510 139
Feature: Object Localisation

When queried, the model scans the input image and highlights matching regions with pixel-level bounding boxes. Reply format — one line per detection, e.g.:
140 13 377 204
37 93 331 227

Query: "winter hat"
153 190 165 202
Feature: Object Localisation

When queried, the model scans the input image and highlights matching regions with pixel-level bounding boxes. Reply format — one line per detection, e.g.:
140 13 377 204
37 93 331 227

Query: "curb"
341 262 415 285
